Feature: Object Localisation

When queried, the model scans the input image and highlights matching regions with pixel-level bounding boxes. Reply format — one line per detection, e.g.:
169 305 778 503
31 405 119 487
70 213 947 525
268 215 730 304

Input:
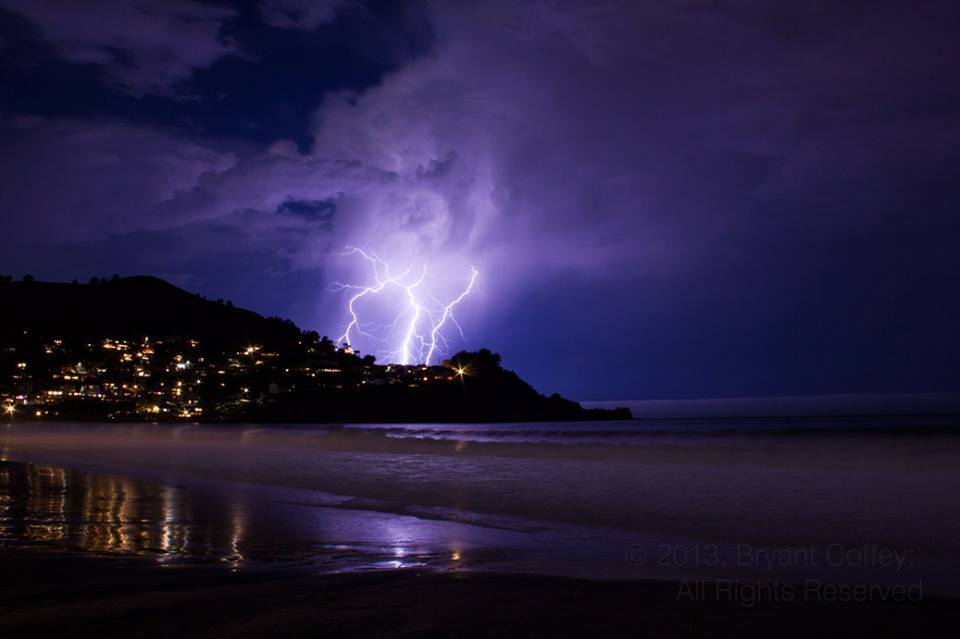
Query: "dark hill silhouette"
0 276 300 349
0 276 632 422
264 348 631 422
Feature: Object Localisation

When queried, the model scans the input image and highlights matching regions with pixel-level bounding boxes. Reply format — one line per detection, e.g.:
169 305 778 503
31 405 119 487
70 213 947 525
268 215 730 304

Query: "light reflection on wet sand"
0 460 529 573
0 462 195 558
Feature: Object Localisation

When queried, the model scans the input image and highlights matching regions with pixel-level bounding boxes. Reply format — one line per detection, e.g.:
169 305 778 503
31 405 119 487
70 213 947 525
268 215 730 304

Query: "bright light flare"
331 247 478 365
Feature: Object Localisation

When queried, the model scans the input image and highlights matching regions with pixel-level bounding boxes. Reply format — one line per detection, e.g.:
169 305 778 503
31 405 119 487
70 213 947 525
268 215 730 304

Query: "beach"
2 419 959 635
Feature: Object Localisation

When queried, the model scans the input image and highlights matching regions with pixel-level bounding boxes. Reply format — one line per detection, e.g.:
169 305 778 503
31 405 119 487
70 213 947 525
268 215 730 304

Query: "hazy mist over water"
582 394 960 418
2 418 959 593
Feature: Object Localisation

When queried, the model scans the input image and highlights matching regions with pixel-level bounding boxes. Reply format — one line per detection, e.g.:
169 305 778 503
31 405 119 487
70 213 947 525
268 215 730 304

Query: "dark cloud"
0 116 237 241
0 0 237 95
259 0 350 30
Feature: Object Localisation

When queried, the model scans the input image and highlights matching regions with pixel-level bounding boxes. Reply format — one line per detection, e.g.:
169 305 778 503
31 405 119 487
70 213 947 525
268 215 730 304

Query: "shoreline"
5 427 960 593
5 428 960 632
10 410 960 426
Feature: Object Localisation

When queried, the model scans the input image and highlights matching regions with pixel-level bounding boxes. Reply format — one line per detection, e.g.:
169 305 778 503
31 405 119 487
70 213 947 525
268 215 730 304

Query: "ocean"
2 402 959 595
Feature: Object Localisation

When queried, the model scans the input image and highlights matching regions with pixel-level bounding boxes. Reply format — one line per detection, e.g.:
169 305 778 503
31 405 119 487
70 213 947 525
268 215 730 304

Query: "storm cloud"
1 0 958 398
0 0 237 95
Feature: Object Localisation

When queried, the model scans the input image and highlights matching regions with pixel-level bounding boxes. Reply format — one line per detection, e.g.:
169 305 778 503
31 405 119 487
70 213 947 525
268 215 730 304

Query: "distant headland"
0 275 631 422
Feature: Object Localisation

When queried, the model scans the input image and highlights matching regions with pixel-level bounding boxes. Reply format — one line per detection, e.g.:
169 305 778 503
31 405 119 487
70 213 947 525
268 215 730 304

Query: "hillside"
0 276 301 349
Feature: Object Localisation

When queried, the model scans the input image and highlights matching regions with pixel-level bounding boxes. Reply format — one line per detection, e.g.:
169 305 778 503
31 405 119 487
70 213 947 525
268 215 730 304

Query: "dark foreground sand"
1 550 957 638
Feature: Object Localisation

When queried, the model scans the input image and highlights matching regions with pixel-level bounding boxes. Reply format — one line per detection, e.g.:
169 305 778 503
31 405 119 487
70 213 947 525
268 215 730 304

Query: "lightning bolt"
331 247 478 365
398 264 427 366
424 266 478 365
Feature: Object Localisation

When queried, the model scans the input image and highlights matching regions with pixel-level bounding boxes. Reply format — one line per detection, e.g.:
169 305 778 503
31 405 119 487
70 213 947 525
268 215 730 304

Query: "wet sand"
1 549 957 638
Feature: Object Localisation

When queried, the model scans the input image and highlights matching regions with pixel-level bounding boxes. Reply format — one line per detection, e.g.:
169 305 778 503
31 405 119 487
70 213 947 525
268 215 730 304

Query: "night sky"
1 0 958 400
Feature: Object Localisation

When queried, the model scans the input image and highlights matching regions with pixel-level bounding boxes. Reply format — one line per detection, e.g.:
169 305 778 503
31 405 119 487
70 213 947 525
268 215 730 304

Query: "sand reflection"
0 461 242 561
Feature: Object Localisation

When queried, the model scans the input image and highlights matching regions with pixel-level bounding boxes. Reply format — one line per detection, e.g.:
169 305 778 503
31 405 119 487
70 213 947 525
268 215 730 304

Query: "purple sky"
1 0 958 399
